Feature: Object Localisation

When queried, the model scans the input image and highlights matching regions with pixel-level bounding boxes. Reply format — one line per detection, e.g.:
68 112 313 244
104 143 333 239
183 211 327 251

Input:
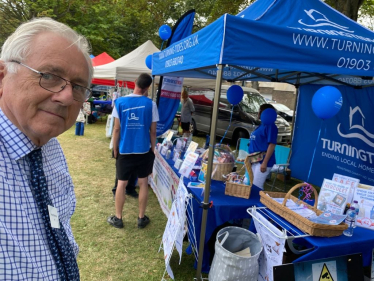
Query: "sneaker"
125 189 139 198
107 215 124 229
138 215 150 229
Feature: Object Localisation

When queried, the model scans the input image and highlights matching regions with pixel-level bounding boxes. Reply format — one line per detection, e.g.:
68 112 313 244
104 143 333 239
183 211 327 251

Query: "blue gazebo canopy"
152 0 374 88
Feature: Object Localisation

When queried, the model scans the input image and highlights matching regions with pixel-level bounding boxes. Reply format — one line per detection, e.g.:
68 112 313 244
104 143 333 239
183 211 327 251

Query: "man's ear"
0 61 6 97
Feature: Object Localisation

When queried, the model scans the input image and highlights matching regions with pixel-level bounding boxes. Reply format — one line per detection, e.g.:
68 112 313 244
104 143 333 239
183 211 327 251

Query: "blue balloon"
145 54 152 70
312 86 343 120
159 25 172 41
226 85 244 105
261 108 277 125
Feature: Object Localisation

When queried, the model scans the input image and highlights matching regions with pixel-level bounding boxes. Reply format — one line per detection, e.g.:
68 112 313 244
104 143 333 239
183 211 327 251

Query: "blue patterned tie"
28 149 80 281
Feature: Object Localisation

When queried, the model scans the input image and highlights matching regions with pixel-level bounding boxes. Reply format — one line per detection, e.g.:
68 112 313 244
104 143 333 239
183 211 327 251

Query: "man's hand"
113 148 119 159
260 162 267 173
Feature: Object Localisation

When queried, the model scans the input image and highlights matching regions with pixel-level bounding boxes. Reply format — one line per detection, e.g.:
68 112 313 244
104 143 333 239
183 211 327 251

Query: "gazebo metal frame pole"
288 74 300 162
290 85 299 144
195 64 223 280
151 75 155 101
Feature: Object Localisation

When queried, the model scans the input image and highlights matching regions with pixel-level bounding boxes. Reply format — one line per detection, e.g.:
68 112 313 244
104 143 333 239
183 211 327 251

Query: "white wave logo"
299 9 354 33
128 112 139 121
337 106 374 147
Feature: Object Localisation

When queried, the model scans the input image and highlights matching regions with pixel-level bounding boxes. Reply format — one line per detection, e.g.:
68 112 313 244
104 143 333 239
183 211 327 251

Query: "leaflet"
332 173 359 204
352 186 374 230
309 211 346 225
179 152 199 178
317 179 350 215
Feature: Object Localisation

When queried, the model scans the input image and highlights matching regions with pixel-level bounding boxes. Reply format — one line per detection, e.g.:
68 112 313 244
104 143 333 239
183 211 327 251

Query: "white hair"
1 17 93 84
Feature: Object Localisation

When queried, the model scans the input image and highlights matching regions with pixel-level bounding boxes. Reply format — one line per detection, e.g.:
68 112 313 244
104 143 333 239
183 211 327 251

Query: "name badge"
48 205 60 229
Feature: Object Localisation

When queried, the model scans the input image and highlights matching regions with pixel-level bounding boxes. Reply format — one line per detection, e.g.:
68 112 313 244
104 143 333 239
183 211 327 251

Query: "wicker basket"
260 183 348 237
202 146 235 181
225 155 254 199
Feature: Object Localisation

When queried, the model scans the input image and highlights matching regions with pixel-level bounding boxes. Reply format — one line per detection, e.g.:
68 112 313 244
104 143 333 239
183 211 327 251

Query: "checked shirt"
0 109 78 280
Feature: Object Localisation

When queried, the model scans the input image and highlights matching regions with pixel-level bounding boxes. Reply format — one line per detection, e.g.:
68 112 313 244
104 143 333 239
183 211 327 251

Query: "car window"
272 103 291 111
240 92 266 113
219 96 231 109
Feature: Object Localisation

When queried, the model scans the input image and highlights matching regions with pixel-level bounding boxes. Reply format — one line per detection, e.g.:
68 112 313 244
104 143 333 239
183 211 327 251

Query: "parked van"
188 85 291 144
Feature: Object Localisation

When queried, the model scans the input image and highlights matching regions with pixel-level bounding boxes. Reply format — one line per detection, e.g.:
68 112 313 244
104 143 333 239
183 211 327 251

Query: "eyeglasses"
10 60 92 102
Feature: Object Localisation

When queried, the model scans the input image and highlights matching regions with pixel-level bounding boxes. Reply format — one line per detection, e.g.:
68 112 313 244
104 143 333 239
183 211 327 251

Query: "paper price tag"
48 205 60 229
185 141 198 155
166 131 174 141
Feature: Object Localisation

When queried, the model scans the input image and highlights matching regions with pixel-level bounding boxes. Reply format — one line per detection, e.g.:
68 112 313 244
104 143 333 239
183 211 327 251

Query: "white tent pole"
195 64 223 280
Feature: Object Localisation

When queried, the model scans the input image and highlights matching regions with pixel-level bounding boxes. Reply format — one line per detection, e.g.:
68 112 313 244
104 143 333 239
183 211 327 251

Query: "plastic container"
166 150 171 159
343 207 357 237
351 200 359 228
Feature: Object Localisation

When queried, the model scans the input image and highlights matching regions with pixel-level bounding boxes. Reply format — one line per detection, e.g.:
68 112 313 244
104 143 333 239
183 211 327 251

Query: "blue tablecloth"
92 100 111 105
252 203 374 268
162 155 374 273
163 156 262 272
298 225 374 266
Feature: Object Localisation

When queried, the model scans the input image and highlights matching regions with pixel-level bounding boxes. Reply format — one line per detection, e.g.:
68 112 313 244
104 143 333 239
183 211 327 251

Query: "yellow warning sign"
319 263 334 281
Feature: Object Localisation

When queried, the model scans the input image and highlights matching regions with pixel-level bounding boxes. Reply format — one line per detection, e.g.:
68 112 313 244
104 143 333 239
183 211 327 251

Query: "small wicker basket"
260 183 348 237
225 155 254 199
202 146 235 181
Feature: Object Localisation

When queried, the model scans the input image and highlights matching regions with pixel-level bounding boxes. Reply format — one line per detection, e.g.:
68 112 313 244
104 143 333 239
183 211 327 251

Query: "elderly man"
0 18 93 280
107 73 158 229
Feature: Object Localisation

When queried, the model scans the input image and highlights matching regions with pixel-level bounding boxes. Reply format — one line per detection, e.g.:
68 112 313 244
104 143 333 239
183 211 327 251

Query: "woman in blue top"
248 104 278 189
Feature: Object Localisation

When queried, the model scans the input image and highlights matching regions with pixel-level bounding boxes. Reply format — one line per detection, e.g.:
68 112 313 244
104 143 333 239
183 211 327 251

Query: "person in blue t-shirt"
107 73 159 229
248 104 278 189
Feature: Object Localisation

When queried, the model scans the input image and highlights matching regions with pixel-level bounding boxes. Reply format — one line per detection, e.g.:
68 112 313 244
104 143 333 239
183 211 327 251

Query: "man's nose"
51 84 76 104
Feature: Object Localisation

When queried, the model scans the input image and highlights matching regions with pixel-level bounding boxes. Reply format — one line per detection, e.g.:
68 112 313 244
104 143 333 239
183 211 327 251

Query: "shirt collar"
0 108 38 160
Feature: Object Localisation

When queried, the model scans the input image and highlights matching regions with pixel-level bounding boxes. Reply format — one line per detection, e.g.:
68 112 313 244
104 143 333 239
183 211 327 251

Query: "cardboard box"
277 168 291 182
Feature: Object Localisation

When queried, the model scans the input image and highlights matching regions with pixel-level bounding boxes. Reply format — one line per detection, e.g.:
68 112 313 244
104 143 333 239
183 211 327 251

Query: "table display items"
171 136 191 161
260 183 348 237
201 144 235 181
352 183 374 230
157 139 173 157
178 152 199 178
224 155 254 199
351 200 359 228
332 173 359 206
343 207 357 237
317 179 351 215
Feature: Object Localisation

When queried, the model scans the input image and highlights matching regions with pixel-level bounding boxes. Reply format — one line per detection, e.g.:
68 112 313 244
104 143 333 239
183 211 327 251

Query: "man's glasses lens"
40 73 91 102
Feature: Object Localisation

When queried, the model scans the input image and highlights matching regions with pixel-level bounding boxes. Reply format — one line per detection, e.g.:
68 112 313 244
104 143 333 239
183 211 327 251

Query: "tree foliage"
0 0 372 59
325 0 366 21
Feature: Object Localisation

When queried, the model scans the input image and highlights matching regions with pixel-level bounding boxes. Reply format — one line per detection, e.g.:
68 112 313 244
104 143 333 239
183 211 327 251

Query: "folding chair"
235 138 250 164
268 145 291 192
234 138 250 184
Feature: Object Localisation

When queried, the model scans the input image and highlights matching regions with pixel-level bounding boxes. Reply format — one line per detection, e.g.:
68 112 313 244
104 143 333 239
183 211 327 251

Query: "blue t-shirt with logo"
115 96 153 154
248 124 278 167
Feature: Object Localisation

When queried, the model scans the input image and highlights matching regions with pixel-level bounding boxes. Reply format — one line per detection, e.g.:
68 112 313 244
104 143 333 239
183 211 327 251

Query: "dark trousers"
112 149 137 195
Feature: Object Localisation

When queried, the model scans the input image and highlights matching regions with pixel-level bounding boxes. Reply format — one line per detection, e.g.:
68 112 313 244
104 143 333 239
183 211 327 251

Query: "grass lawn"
58 122 309 280
58 122 201 281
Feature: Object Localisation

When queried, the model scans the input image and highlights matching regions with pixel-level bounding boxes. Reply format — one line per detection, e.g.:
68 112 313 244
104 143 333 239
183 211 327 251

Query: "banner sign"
149 149 179 216
156 10 195 136
156 76 184 136
291 85 374 187
162 178 189 279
